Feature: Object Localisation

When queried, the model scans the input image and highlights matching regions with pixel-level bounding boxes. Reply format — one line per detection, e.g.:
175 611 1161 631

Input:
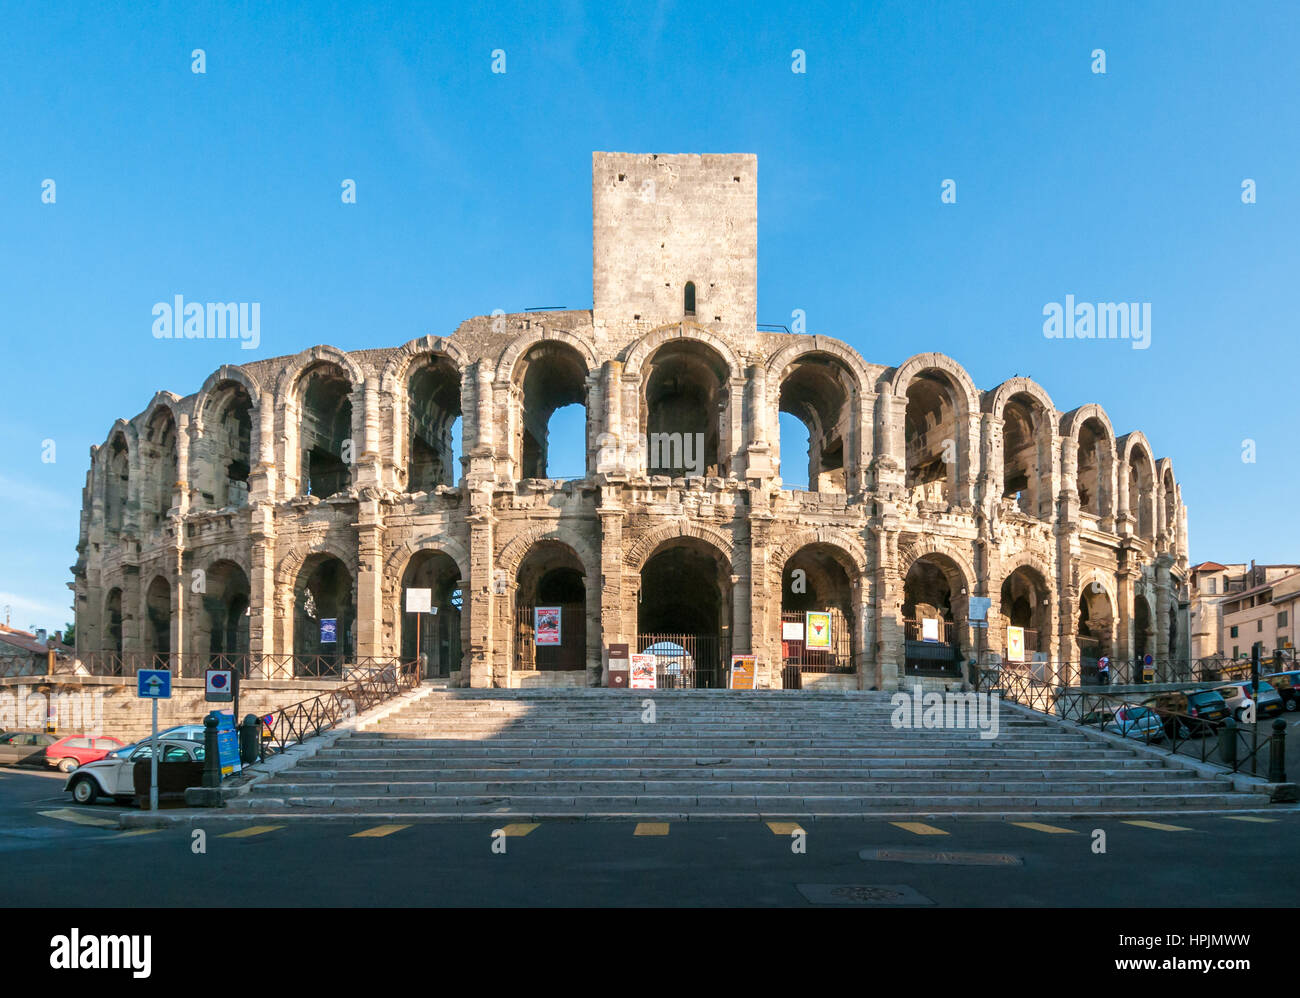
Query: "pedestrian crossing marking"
39 808 116 828
219 825 283 838
891 821 949 836
351 824 411 838
1122 820 1191 832
1011 822 1079 834
765 821 804 835
498 823 538 836
634 822 670 836
1222 816 1277 823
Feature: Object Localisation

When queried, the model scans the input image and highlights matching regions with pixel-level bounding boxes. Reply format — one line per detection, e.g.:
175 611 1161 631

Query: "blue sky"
2 0 1297 632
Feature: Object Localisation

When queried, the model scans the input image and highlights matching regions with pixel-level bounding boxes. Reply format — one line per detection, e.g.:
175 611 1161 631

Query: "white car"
64 738 205 805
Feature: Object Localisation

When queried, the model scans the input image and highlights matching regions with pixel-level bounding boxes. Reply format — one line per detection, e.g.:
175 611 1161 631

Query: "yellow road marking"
1122 820 1191 832
114 828 162 838
765 821 804 835
497 823 538 836
1011 822 1079 834
891 821 949 836
1222 816 1277 823
219 825 283 838
39 808 115 828
634 822 670 836
351 824 411 838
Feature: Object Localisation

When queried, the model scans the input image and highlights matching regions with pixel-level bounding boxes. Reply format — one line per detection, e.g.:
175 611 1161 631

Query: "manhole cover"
860 847 1023 867
797 883 934 906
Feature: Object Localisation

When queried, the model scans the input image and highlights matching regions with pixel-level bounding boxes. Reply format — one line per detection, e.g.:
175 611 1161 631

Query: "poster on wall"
920 617 940 643
405 588 432 614
534 606 562 646
1006 625 1025 662
805 611 832 649
781 620 804 641
630 653 657 689
730 654 757 690
320 618 337 644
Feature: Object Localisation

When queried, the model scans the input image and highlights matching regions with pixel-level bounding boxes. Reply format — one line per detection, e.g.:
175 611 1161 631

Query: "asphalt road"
2 766 1299 907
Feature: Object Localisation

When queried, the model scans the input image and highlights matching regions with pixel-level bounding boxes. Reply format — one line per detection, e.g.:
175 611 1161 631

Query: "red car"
45 734 126 773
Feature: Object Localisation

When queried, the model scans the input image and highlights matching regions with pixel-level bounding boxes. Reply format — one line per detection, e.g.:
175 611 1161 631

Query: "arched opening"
999 565 1051 662
1133 594 1153 667
516 343 589 480
1077 584 1114 679
642 341 728 478
203 383 253 509
1001 394 1050 519
401 550 463 678
293 554 355 676
141 409 178 530
901 553 967 676
514 542 586 673
103 588 123 663
780 545 857 688
684 281 696 316
298 363 353 497
104 435 130 534
144 575 171 665
904 372 962 504
1126 446 1155 540
777 354 853 493
197 560 250 665
638 538 732 687
407 355 462 491
1076 417 1110 519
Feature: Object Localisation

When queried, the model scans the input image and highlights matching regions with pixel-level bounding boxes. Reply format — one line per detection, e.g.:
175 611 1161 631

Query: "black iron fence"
515 604 586 672
979 662 1287 780
64 652 411 681
259 658 420 758
635 633 731 689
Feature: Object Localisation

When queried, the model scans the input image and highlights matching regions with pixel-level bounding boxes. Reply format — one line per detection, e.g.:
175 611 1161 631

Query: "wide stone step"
322 744 1131 760
282 764 1181 782
236 791 1261 813
252 778 1224 797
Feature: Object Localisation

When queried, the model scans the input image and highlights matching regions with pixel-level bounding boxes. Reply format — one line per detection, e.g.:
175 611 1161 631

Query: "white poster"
921 617 940 642
405 588 432 614
782 620 804 641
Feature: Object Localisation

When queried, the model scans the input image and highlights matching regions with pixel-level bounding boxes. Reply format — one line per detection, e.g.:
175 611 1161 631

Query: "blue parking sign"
137 669 171 699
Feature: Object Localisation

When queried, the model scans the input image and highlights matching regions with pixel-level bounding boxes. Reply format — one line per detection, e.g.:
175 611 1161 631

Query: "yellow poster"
805 611 831 649
1007 625 1025 663
730 654 757 689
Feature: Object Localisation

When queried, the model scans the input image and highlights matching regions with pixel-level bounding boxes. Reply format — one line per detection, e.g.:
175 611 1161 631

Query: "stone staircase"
231 687 1270 819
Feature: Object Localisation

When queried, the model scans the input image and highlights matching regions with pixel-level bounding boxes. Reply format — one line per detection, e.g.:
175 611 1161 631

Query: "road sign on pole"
136 669 171 810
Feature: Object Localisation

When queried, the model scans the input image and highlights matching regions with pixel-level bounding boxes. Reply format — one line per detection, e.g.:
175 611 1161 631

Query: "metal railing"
636 633 731 689
780 610 855 674
979 662 1287 779
65 652 413 681
258 658 420 758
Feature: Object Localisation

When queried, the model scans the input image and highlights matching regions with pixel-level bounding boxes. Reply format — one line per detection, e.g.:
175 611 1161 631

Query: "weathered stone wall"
72 151 1191 691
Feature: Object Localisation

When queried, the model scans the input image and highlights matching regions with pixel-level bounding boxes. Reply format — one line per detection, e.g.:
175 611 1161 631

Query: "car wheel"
57 757 78 774
71 777 98 805
1287 699 1297 712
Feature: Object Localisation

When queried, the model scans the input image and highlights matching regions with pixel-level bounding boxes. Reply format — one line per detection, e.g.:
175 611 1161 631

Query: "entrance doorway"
637 539 732 688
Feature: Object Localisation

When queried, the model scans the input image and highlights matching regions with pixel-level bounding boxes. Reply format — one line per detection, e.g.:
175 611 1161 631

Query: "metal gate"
780 609 855 689
903 617 962 676
636 633 730 689
516 603 586 671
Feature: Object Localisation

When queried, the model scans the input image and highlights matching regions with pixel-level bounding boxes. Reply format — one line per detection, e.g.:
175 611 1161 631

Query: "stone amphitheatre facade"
72 152 1190 691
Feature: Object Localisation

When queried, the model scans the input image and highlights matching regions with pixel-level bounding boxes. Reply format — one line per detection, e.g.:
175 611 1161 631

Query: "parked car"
1265 671 1300 711
44 734 126 773
1141 689 1227 737
156 724 207 742
1214 680 1284 720
0 731 59 766
64 738 205 805
1081 704 1169 742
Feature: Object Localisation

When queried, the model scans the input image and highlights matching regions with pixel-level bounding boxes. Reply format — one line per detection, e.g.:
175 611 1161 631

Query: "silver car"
64 738 205 805
1214 681 1284 720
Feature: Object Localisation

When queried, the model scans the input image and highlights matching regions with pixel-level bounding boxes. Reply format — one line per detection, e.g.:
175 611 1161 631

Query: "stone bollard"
1219 716 1238 769
1269 717 1287 784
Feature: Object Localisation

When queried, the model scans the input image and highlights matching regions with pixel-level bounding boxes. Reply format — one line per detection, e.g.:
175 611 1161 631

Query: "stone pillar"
355 494 384 659
1155 556 1173 669
873 516 902 690
248 504 276 667
170 548 185 674
727 376 746 477
748 507 778 688
356 377 383 489
175 414 191 516
598 496 626 685
467 489 495 688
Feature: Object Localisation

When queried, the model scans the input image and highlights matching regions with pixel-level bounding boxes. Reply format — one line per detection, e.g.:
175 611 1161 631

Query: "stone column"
1155 555 1173 670
598 496 626 685
248 504 276 668
355 492 384 659
467 488 495 688
748 507 778 688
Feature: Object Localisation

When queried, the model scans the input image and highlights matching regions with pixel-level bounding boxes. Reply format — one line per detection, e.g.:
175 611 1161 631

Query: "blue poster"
320 618 337 643
214 711 242 778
